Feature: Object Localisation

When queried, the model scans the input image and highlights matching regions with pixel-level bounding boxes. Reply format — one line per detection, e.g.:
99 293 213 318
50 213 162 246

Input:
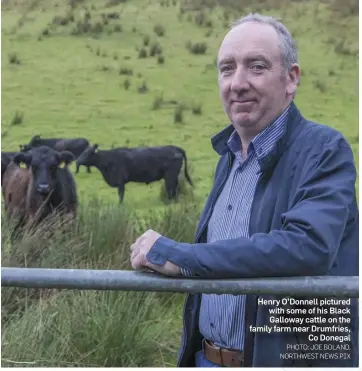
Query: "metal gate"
1 267 359 297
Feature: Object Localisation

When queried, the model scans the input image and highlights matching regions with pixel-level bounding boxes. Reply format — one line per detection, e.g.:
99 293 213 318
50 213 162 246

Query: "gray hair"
231 13 298 71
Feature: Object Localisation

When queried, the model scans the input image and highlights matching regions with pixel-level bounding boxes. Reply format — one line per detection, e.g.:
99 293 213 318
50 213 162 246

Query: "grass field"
1 202 197 366
1 0 359 208
1 0 359 367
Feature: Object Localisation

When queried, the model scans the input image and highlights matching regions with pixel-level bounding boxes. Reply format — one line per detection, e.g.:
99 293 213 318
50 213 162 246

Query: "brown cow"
2 145 78 228
1 152 18 182
2 161 30 221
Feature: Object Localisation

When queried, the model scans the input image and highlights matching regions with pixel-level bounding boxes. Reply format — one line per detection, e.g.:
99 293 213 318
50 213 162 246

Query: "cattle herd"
1 135 194 228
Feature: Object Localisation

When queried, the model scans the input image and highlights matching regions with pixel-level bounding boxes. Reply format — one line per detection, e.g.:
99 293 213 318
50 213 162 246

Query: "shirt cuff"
146 235 178 266
146 235 198 277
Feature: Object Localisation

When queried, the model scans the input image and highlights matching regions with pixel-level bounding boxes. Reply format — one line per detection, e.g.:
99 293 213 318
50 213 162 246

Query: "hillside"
1 0 359 209
1 0 359 367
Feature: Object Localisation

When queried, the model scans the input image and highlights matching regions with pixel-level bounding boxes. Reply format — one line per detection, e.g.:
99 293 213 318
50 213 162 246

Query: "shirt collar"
226 104 291 160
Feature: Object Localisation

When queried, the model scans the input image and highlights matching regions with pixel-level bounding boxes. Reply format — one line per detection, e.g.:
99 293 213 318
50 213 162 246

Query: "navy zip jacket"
146 102 359 367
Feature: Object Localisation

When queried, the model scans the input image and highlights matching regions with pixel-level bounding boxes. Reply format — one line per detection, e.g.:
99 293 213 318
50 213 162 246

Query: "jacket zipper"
178 152 233 366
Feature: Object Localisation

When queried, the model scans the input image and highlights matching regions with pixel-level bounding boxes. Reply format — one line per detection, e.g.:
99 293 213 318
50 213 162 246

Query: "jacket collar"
210 101 304 173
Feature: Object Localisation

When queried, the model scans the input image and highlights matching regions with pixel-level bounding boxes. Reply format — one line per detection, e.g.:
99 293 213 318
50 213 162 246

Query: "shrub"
137 81 148 93
188 42 207 55
154 24 165 36
143 35 150 46
113 24 123 32
10 111 24 126
149 42 162 56
192 103 202 115
138 48 148 58
152 94 164 110
8 53 21 65
313 79 327 93
174 105 184 123
157 55 165 64
119 67 133 76
194 11 205 26
123 79 131 90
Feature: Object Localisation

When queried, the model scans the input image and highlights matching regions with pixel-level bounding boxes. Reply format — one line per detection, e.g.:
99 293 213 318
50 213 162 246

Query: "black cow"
21 135 91 174
76 144 194 203
2 151 18 158
2 145 78 227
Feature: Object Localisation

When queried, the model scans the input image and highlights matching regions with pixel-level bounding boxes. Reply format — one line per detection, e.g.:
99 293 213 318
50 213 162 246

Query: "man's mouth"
231 99 256 109
231 99 256 104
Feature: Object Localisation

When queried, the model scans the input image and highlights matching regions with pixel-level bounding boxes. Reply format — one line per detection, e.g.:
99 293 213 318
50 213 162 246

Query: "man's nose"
230 67 250 92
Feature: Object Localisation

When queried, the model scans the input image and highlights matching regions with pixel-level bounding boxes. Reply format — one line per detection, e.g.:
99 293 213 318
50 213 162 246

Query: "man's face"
218 21 299 135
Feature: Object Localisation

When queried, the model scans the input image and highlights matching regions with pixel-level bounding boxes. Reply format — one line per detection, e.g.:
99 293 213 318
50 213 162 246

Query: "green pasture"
1 0 359 209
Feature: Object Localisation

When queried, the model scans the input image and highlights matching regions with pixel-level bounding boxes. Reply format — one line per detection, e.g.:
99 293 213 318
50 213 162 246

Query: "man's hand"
130 229 181 276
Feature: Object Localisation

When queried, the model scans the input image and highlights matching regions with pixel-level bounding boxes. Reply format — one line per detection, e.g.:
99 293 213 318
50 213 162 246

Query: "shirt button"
227 205 232 211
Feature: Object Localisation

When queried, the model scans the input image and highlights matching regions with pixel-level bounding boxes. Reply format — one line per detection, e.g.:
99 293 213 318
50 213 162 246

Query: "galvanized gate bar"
1 268 359 297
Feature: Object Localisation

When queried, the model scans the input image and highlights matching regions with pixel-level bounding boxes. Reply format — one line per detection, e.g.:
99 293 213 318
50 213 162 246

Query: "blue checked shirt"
181 105 290 350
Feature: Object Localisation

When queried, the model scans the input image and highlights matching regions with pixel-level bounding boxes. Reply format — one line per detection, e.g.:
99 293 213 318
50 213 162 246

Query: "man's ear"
13 152 32 168
286 63 301 96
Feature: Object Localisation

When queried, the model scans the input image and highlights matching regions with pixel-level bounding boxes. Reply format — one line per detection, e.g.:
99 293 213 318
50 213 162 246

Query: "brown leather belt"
203 339 244 367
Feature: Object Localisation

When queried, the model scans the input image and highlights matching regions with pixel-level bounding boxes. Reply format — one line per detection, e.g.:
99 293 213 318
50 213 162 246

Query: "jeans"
195 350 222 367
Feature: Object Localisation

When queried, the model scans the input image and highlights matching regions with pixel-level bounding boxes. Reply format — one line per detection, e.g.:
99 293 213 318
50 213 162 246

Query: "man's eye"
220 65 233 73
251 64 265 71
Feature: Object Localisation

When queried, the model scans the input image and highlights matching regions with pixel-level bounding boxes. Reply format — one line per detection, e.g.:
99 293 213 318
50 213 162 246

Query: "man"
130 13 358 367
